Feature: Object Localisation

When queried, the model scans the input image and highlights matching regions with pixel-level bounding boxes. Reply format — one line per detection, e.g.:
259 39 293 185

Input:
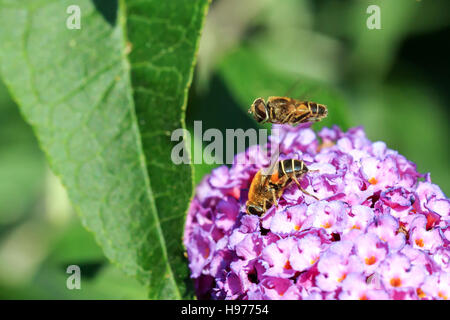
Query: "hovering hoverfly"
246 158 319 217
249 96 328 125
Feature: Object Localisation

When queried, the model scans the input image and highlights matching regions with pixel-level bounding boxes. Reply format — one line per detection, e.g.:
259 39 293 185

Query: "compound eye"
247 205 264 216
251 98 267 123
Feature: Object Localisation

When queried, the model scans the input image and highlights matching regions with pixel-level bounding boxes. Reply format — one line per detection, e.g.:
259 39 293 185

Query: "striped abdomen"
278 159 308 178
306 101 327 119
268 159 309 190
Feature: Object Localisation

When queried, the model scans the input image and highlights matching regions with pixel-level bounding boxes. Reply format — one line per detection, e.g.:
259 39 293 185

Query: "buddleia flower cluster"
183 124 449 300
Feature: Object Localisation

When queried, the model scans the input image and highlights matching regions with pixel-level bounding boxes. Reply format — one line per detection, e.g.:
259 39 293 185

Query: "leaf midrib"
118 0 180 298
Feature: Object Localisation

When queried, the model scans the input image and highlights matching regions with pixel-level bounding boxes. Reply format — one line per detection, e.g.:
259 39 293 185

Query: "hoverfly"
249 96 328 125
246 158 319 217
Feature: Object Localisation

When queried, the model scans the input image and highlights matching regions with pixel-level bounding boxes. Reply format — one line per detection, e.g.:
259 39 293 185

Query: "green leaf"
48 218 106 265
218 47 352 131
0 0 209 299
346 0 419 80
0 263 148 299
0 80 45 225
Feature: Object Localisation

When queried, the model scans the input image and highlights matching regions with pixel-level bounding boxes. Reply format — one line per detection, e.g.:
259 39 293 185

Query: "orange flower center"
294 225 300 231
365 256 377 265
368 177 378 185
310 257 319 265
359 294 368 300
390 277 402 287
415 238 424 247
351 224 360 230
321 221 332 229
416 288 426 299
438 291 448 300
337 273 347 283
284 260 292 270
203 247 210 259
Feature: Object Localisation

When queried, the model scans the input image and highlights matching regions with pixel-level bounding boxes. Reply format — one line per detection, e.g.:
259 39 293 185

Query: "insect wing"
261 151 280 177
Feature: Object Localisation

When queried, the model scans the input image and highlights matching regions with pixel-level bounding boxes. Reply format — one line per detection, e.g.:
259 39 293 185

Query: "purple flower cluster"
183 125 449 300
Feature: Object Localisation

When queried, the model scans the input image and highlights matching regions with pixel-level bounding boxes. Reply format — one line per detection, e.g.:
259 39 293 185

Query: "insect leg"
280 112 293 124
299 186 319 200
292 173 319 200
280 107 300 124
271 188 278 206
291 171 302 187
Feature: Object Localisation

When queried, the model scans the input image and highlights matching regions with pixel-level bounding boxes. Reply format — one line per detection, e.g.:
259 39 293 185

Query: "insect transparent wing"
283 77 303 97
261 149 280 176
283 77 320 102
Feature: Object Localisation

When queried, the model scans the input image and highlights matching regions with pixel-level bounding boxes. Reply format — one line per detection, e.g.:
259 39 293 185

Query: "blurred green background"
0 0 448 299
